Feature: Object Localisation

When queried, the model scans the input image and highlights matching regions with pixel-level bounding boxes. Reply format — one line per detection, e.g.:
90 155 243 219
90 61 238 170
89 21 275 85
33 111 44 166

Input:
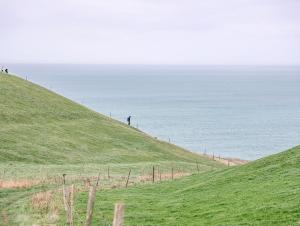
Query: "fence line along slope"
72 145 300 225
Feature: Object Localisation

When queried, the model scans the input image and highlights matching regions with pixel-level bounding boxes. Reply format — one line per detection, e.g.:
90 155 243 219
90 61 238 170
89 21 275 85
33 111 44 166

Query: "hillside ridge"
72 145 300 225
0 73 220 166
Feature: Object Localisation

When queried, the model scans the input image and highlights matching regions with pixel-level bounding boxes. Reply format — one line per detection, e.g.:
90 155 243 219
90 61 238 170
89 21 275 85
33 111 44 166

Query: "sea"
7 64 300 160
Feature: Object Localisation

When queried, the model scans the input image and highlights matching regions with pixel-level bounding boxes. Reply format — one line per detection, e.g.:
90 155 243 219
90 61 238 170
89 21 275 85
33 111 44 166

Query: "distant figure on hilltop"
127 116 131 126
5 68 8 73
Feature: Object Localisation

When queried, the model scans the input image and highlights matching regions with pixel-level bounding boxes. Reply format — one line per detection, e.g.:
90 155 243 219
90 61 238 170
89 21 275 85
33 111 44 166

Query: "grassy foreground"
71 146 300 225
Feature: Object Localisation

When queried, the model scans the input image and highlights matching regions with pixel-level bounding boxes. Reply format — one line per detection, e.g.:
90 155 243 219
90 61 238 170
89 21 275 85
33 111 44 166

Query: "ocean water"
7 64 300 160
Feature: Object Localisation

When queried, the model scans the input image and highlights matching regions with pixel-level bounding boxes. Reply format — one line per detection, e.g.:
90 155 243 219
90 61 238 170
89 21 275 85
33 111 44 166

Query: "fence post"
85 185 97 226
62 174 69 216
125 169 131 188
171 167 174 180
69 184 75 226
62 174 74 226
196 162 199 174
152 166 155 183
63 185 71 223
113 203 125 226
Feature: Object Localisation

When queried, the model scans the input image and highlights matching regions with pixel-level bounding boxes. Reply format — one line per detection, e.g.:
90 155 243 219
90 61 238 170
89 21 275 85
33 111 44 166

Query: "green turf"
0 73 221 166
0 72 224 225
2 72 298 226
70 146 300 225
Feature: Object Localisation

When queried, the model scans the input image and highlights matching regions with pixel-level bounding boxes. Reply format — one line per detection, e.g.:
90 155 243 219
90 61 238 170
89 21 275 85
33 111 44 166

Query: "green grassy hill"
0 73 219 166
0 72 225 225
73 146 300 225
2 72 298 226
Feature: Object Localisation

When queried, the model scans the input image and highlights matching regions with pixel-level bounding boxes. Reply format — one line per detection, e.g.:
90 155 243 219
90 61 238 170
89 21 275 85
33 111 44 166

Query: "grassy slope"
0 72 298 225
0 72 224 225
0 73 219 166
73 146 300 225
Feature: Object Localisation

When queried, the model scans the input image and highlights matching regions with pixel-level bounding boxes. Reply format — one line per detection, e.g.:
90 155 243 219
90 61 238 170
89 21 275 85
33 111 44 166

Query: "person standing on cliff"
127 116 131 126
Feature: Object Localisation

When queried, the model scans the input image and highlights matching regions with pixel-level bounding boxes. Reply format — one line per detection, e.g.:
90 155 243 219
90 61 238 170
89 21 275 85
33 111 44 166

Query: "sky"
1 0 300 65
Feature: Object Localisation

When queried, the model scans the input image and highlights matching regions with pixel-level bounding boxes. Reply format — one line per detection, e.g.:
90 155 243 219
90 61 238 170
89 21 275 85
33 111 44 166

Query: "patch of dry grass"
31 191 53 210
0 179 40 189
139 172 190 182
1 210 9 225
31 190 61 224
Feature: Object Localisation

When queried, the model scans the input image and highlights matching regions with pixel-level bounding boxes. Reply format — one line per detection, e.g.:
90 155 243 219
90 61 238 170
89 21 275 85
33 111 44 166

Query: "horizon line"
2 62 300 67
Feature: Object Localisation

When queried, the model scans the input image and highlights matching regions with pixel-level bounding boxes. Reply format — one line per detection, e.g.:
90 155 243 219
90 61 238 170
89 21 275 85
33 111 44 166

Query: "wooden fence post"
62 174 69 219
125 169 131 188
63 185 69 212
171 167 174 180
152 166 155 183
113 203 125 226
69 184 75 226
196 162 199 174
96 172 101 186
85 185 97 226
62 174 74 226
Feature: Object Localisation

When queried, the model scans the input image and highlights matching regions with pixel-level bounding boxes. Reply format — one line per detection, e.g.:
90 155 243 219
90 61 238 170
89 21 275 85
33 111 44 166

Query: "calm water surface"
8 64 300 160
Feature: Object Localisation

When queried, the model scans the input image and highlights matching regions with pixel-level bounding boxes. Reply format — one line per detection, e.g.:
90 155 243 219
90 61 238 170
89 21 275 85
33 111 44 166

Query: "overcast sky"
1 0 300 65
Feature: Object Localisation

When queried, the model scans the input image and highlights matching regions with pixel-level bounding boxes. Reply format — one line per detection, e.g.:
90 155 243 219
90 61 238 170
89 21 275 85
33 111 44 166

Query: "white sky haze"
1 0 300 64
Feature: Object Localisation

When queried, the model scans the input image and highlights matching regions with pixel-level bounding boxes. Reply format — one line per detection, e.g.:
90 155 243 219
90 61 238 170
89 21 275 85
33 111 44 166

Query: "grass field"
0 73 217 165
0 72 223 177
0 73 224 225
69 145 300 225
1 72 299 225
